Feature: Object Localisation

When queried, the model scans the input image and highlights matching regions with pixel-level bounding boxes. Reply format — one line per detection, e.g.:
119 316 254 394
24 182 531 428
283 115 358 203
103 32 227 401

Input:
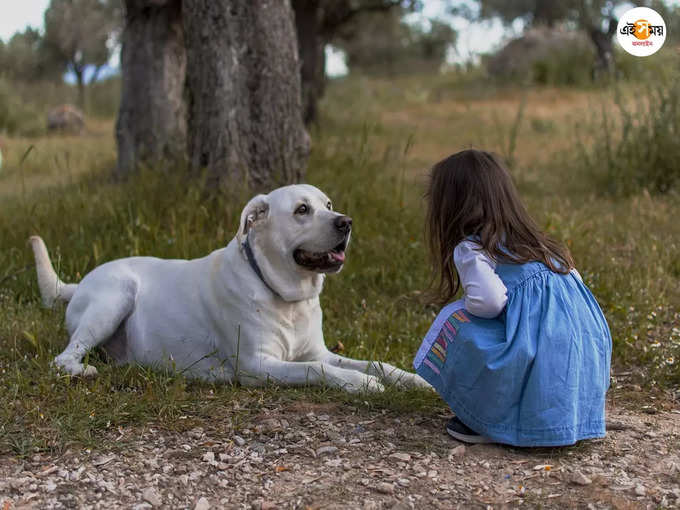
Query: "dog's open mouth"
294 239 348 273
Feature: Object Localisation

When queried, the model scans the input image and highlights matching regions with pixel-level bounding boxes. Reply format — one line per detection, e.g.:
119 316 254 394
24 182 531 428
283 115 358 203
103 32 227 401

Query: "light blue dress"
414 260 612 447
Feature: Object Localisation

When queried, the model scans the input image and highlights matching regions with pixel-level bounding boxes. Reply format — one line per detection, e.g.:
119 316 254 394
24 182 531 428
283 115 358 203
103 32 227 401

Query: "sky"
2 0 678 77
0 0 50 42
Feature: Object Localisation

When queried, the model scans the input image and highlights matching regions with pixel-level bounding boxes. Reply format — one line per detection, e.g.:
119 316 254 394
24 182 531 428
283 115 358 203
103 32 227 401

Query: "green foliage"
485 27 599 87
578 75 680 196
477 0 626 86
333 9 456 76
615 47 678 84
41 0 122 106
479 0 574 26
0 78 45 137
43 0 122 79
87 76 121 118
0 28 63 82
647 0 680 46
0 75 122 137
0 1 122 128
477 0 623 32
531 45 596 86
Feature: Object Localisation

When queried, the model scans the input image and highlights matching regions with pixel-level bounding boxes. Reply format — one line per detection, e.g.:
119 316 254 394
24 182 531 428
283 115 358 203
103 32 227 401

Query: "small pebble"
195 497 211 510
449 445 466 458
142 487 162 507
571 472 592 486
317 446 338 456
389 453 411 462
375 482 394 494
250 442 266 454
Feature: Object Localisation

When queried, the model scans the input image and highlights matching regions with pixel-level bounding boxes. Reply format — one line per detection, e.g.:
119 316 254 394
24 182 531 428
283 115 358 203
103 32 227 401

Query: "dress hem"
445 389 606 447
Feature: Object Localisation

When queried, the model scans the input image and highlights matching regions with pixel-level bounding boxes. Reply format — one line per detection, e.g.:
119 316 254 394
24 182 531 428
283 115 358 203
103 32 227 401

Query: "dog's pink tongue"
330 251 346 263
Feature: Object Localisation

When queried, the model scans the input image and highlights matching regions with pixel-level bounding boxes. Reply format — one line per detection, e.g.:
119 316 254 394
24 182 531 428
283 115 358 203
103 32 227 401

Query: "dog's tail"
28 236 78 308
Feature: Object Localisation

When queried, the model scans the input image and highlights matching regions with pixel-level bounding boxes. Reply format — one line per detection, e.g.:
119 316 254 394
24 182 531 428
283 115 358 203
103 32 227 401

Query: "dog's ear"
237 194 270 244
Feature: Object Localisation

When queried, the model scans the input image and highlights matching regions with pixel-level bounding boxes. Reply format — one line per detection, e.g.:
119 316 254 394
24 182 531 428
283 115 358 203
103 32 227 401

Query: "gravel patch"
1 400 678 509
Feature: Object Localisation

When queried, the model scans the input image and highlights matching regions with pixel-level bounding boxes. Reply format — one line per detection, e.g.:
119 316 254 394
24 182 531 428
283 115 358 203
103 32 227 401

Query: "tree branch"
322 0 404 36
89 64 104 84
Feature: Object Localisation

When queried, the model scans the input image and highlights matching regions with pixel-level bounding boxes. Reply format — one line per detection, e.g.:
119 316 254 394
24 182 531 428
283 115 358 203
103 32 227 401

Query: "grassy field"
1 73 678 456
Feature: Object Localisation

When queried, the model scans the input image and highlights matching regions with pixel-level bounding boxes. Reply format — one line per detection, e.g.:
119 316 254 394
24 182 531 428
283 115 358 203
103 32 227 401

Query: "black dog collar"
243 235 280 298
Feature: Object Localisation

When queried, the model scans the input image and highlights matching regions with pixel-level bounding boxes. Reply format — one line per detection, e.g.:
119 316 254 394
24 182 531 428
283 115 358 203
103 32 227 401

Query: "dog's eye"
327 201 332 210
295 204 309 215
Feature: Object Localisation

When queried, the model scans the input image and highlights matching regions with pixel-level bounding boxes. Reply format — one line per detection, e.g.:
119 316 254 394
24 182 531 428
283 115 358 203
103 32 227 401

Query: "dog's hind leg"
54 287 135 377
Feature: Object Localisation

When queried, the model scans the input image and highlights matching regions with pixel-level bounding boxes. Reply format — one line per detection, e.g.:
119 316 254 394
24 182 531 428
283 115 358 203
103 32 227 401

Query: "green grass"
0 75 121 136
579 77 680 195
0 129 445 456
1 72 679 456
0 78 45 137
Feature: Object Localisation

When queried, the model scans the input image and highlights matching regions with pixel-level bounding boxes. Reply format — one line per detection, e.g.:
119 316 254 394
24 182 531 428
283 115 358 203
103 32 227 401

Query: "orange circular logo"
617 7 666 57
634 19 651 40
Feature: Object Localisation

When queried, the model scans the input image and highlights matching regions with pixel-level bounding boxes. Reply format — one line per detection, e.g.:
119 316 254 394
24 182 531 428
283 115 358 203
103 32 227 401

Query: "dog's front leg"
321 352 430 389
236 356 384 393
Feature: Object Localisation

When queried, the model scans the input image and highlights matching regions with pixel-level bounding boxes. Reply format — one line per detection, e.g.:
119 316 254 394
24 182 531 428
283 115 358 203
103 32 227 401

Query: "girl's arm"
453 241 507 319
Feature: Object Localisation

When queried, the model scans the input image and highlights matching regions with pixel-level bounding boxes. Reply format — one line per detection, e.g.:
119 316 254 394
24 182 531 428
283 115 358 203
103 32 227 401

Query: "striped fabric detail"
423 309 470 374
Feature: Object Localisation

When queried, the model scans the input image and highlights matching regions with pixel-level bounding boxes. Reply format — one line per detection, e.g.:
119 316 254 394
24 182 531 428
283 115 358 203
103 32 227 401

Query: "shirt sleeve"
453 240 508 319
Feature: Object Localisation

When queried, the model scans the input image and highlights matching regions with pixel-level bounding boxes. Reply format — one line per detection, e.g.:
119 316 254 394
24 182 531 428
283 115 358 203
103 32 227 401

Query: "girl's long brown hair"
425 149 574 306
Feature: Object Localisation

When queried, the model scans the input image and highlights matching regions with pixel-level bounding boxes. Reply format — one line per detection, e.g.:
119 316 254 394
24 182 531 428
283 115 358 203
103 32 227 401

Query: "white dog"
30 184 428 393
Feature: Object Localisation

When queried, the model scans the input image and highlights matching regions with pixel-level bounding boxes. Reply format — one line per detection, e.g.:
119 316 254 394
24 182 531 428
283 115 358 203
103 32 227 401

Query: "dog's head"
236 184 351 301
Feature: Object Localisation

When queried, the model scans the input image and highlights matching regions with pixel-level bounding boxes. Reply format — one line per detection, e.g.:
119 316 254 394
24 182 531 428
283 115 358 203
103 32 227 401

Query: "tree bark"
588 18 617 79
183 0 310 188
291 0 402 125
115 0 186 177
292 0 326 125
71 64 86 109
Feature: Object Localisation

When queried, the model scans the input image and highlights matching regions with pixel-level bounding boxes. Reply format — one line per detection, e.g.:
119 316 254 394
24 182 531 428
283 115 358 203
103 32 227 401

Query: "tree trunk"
183 0 310 188
292 0 327 125
72 64 86 109
115 0 186 177
588 18 617 80
291 1 402 124
89 65 103 85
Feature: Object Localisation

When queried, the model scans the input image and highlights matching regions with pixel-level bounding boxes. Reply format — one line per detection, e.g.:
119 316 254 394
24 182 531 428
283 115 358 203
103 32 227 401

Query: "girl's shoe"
446 416 493 444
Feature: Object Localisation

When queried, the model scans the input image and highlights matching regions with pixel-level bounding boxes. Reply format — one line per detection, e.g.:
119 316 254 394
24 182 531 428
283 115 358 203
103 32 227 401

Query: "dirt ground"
1 392 679 510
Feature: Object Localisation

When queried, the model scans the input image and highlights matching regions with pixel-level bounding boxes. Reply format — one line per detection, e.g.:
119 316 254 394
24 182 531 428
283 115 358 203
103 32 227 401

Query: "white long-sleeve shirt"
453 240 508 319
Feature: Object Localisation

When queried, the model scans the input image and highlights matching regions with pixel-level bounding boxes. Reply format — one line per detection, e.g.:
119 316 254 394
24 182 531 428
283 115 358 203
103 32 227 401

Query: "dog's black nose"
334 215 352 233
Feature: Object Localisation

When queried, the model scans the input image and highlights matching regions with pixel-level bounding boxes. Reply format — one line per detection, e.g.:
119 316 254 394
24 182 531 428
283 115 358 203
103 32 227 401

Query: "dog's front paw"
341 375 384 394
363 375 385 393
398 373 432 390
374 364 432 390
52 356 99 378
81 365 99 378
